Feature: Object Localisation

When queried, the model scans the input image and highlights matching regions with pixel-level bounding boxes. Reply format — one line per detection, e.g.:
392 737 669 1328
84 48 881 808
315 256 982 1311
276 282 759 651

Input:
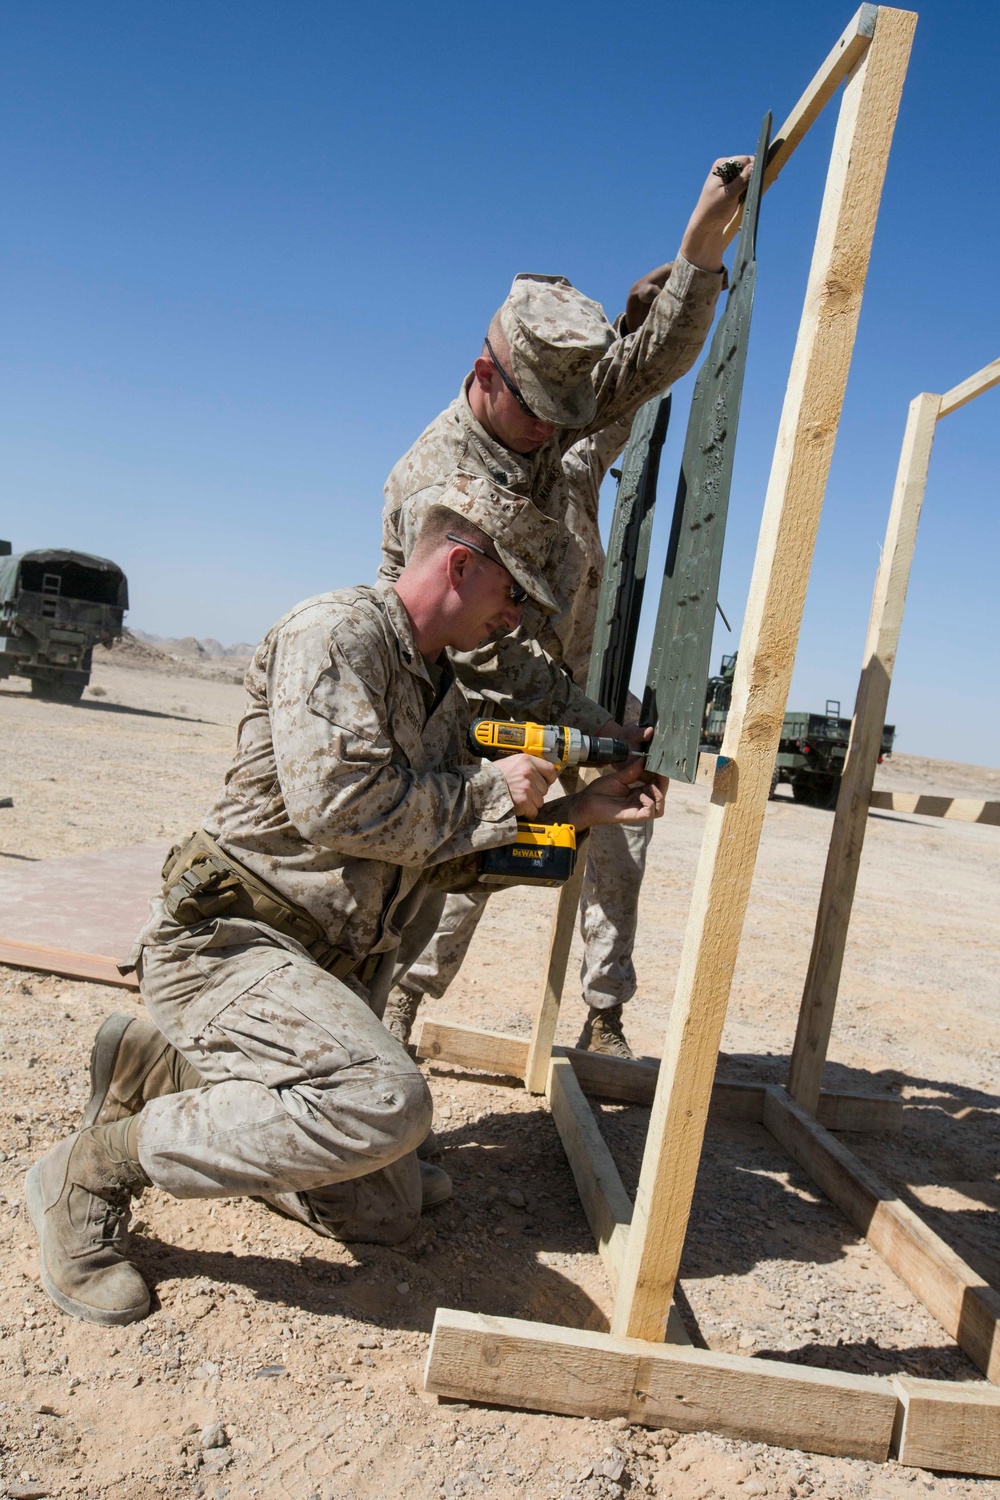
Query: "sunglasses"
446 533 528 605
484 336 538 419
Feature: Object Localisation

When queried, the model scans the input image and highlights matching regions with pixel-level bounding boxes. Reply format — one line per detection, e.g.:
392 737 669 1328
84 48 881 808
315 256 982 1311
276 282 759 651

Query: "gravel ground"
0 656 998 1500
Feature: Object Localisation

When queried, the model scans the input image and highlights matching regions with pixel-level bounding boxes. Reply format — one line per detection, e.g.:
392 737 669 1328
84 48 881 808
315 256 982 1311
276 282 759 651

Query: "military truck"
0 542 128 703
702 653 895 807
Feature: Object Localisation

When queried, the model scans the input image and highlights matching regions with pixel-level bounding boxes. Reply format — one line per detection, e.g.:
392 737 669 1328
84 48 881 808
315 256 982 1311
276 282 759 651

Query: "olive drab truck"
0 542 128 703
701 653 895 808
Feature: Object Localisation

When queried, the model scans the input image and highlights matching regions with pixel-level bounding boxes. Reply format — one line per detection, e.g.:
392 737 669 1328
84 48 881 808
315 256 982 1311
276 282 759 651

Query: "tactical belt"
161 829 376 984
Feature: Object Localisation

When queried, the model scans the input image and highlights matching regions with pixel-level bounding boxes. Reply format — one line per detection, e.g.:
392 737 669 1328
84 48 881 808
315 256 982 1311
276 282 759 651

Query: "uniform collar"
376 579 436 688
455 375 549 493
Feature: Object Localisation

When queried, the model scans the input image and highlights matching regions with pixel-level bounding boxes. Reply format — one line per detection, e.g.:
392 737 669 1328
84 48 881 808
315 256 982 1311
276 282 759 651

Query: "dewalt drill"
469 719 630 887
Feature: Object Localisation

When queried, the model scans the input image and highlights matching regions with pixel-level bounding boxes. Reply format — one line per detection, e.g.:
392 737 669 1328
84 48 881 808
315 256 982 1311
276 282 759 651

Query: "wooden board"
610 6 917 1345
869 791 1000 826
893 1376 1000 1476
417 1020 529 1077
425 1309 896 1459
937 356 1000 419
524 766 600 1096
0 842 163 968
763 1087 1000 1385
415 1020 902 1130
787 391 941 1113
547 1057 633 1285
722 4 877 248
0 937 139 990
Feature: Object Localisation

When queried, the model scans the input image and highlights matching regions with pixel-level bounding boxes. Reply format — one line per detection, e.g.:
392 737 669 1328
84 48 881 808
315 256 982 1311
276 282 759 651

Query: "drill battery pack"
478 821 577 888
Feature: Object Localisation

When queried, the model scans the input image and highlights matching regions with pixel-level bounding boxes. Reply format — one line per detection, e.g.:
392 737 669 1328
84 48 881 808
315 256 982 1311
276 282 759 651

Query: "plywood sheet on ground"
0 843 165 964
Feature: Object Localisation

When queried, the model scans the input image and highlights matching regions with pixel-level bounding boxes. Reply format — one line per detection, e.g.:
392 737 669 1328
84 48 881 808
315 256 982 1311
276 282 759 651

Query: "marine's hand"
570 756 668 829
679 155 754 272
499 752 559 818
624 262 674 333
598 719 652 755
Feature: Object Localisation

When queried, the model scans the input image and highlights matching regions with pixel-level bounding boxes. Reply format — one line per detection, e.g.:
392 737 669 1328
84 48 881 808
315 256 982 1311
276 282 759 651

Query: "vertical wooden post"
787 392 940 1113
610 7 917 1342
524 767 598 1094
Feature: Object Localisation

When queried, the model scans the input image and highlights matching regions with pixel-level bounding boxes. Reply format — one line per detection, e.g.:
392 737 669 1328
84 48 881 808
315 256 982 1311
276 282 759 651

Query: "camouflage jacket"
379 255 725 726
205 584 517 960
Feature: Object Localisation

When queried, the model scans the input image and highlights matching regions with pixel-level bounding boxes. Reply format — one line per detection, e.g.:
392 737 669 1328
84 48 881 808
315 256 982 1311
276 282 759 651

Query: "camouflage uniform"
379 257 724 723
385 422 652 1019
379 261 725 1029
132 578 532 1242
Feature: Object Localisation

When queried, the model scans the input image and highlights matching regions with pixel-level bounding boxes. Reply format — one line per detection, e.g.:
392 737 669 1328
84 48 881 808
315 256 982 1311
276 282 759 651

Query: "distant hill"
130 629 255 661
94 629 250 682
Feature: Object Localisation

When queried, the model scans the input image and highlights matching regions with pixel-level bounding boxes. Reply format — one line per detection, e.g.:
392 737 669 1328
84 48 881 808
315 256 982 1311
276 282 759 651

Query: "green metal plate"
586 393 671 723
642 112 772 780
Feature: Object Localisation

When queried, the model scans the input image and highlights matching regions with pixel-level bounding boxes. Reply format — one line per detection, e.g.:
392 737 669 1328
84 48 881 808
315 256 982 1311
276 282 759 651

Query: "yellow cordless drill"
468 718 629 771
469 719 630 887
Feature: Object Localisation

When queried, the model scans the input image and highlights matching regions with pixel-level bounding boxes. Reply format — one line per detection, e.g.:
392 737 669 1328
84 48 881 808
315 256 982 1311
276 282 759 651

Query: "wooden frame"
420 13 1000 1477
787 355 1000 1112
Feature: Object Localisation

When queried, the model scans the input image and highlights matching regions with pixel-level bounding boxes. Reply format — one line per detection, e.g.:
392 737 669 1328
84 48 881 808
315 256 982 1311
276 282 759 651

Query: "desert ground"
1 638 998 1500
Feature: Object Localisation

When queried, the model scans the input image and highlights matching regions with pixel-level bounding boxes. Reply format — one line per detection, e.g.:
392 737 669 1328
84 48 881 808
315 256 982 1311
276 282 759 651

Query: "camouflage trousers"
132 900 432 1244
391 819 652 1013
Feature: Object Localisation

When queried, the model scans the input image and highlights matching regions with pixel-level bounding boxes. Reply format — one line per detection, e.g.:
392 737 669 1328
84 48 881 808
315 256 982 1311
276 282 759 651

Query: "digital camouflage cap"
499 273 616 428
437 473 560 615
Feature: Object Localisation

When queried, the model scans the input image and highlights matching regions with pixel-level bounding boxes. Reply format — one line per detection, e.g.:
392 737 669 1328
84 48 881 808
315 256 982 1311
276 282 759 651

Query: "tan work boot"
82 1012 204 1129
418 1160 452 1207
26 1119 152 1326
381 986 423 1047
258 1160 452 1238
576 1003 636 1061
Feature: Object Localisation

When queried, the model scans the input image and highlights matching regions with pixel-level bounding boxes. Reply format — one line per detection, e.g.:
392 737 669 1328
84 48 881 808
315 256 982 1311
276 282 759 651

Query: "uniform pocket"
200 950 387 1092
183 948 295 1041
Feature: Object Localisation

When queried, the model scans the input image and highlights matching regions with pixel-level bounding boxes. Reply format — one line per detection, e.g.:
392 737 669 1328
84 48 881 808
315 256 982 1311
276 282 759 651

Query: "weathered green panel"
585 394 671 723
642 113 772 780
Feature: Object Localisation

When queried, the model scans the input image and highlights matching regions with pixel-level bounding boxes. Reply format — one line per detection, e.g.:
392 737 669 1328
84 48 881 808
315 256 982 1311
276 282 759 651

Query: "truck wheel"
769 767 780 799
30 678 85 704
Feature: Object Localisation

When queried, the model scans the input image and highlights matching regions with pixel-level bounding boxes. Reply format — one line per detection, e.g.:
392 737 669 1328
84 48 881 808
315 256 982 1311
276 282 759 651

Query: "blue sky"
2 1 997 762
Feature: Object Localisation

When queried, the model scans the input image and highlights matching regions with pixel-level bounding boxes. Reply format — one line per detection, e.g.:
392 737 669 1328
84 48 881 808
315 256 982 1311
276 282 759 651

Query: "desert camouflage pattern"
545 415 633 683
437 472 560 614
135 906 430 1242
388 799 651 1018
379 253 724 729
500 272 616 427
188 582 517 964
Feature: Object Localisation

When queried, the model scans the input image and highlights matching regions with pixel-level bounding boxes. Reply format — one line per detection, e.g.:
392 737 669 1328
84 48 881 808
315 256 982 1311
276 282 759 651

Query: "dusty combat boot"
26 1118 152 1326
82 1012 204 1129
576 1003 636 1061
257 1160 452 1239
418 1160 452 1207
381 986 423 1047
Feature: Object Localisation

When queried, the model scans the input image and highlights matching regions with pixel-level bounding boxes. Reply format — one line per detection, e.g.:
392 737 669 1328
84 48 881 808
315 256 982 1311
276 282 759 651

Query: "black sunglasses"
484 336 538 419
445 533 528 605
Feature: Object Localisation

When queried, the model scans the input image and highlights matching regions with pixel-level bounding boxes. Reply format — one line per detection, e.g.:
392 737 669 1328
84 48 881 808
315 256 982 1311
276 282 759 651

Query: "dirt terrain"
1 653 998 1500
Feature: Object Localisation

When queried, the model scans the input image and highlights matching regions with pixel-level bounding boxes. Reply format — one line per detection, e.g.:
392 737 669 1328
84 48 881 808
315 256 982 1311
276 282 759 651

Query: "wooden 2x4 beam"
762 1087 1000 1385
415 1019 903 1131
937 357 1000 419
546 1058 691 1344
893 1376 1000 1475
425 1309 897 1460
547 1057 633 1284
0 937 139 990
721 4 878 248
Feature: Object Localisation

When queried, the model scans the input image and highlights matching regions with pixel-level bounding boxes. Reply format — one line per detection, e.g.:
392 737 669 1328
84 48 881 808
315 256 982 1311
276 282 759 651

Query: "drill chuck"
580 734 630 766
469 719 629 769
